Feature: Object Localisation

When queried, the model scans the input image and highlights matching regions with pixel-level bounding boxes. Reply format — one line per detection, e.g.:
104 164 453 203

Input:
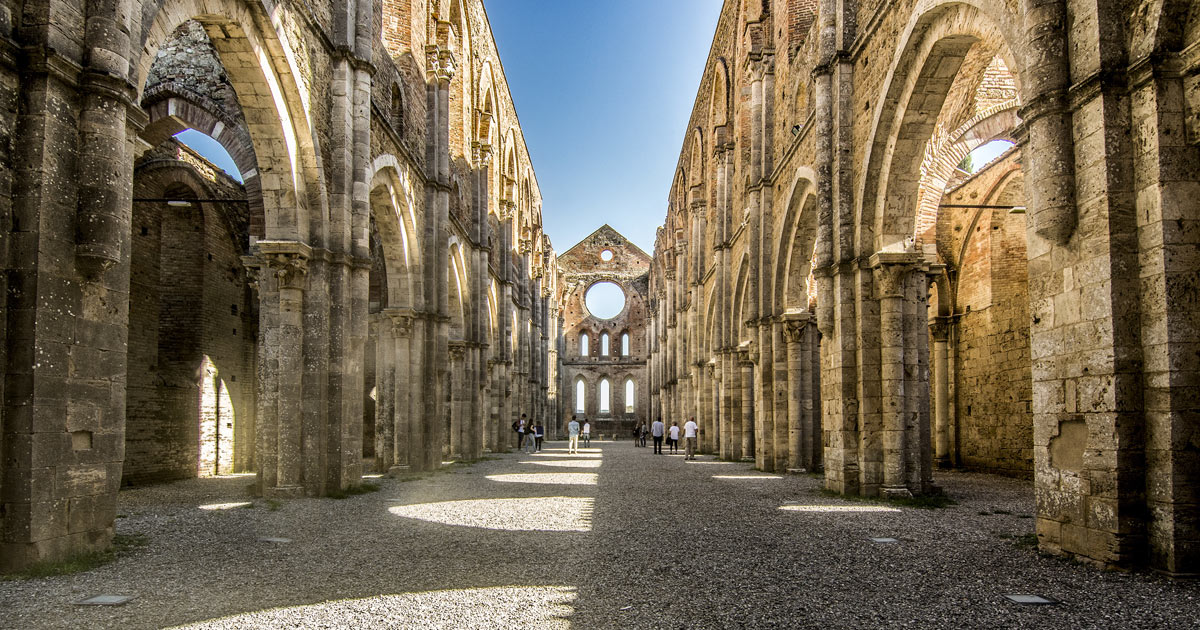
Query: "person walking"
684 416 699 460
567 415 581 454
633 422 645 447
651 418 665 454
668 421 680 454
639 422 647 447
581 420 591 447
533 421 545 452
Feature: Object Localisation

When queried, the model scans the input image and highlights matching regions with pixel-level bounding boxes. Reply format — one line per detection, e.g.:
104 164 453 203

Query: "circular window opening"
599 249 614 262
585 282 626 320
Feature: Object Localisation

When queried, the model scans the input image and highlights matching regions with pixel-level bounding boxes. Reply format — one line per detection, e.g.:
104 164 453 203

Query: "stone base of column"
936 457 952 469
388 465 412 475
786 467 807 474
263 485 305 499
881 485 913 499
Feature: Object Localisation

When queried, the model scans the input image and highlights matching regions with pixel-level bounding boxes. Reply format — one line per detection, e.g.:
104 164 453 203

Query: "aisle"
1 441 1197 629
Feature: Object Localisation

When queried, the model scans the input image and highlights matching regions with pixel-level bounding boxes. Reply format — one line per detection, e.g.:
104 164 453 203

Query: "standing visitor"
582 420 591 447
633 422 645 446
513 413 528 450
651 418 665 454
567 415 581 454
534 421 545 451
668 421 680 454
525 424 538 454
639 422 648 447
683 416 699 460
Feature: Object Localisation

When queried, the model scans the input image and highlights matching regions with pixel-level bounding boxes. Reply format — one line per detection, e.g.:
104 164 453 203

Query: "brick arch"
856 1 1022 255
137 0 329 245
140 94 265 240
773 167 819 313
912 101 1020 241
369 156 421 311
134 156 248 256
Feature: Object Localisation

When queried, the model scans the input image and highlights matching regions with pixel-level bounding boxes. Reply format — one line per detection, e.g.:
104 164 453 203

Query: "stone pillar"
930 317 951 467
373 313 396 472
873 253 916 497
772 318 789 473
448 343 466 458
721 351 736 459
739 347 754 460
258 242 312 498
784 312 816 471
388 310 413 471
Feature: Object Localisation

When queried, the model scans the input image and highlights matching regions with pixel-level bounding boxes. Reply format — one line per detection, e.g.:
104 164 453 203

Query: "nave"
2 441 1196 629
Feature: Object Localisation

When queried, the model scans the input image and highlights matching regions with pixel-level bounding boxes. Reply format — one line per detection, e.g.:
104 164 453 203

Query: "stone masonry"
0 0 558 572
649 0 1200 575
556 225 651 437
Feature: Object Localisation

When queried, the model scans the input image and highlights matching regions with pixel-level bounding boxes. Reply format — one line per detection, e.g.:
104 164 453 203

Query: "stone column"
389 310 414 472
772 318 789 472
783 312 815 471
721 351 736 459
448 343 466 458
739 346 754 460
373 313 396 472
872 252 919 498
259 242 312 498
930 317 951 467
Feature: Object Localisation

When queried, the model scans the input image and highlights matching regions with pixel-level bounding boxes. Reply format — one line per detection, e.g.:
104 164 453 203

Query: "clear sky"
486 0 724 255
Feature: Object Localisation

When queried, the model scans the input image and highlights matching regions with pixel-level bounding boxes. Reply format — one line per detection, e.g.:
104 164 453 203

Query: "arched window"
621 333 630 356
579 332 589 356
625 379 635 413
600 333 610 356
599 379 611 414
575 380 586 413
390 84 404 134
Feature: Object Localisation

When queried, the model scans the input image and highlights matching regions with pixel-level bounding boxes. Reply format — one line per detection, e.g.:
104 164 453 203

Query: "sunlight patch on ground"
779 504 901 513
197 501 253 511
540 447 603 454
169 585 576 629
712 475 783 480
521 459 603 469
389 497 594 532
486 473 598 486
529 452 603 459
684 460 739 465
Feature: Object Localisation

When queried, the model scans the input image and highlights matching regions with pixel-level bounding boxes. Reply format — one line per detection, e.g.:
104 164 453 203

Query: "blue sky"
177 0 724 254
486 0 724 254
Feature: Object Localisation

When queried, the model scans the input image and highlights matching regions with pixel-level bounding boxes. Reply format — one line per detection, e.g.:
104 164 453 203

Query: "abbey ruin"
648 0 1200 576
1 0 1198 587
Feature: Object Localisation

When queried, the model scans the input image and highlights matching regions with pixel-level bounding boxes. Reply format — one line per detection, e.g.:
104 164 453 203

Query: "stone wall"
125 142 256 484
936 153 1032 477
649 0 1200 573
558 226 651 437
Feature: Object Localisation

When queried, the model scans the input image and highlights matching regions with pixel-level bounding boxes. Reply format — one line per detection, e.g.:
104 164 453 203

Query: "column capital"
869 251 923 298
258 240 312 291
382 307 415 337
929 316 952 342
426 46 456 83
782 310 813 344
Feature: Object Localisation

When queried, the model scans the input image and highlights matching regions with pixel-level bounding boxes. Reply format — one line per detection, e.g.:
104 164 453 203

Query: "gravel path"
2 441 1198 629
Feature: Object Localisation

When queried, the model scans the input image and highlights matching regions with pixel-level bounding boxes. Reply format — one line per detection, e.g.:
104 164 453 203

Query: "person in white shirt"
667 422 680 454
567 415 581 454
683 416 699 460
581 421 591 447
650 418 665 454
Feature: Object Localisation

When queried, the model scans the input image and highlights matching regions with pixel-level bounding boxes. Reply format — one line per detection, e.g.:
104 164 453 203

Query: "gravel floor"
2 441 1198 629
